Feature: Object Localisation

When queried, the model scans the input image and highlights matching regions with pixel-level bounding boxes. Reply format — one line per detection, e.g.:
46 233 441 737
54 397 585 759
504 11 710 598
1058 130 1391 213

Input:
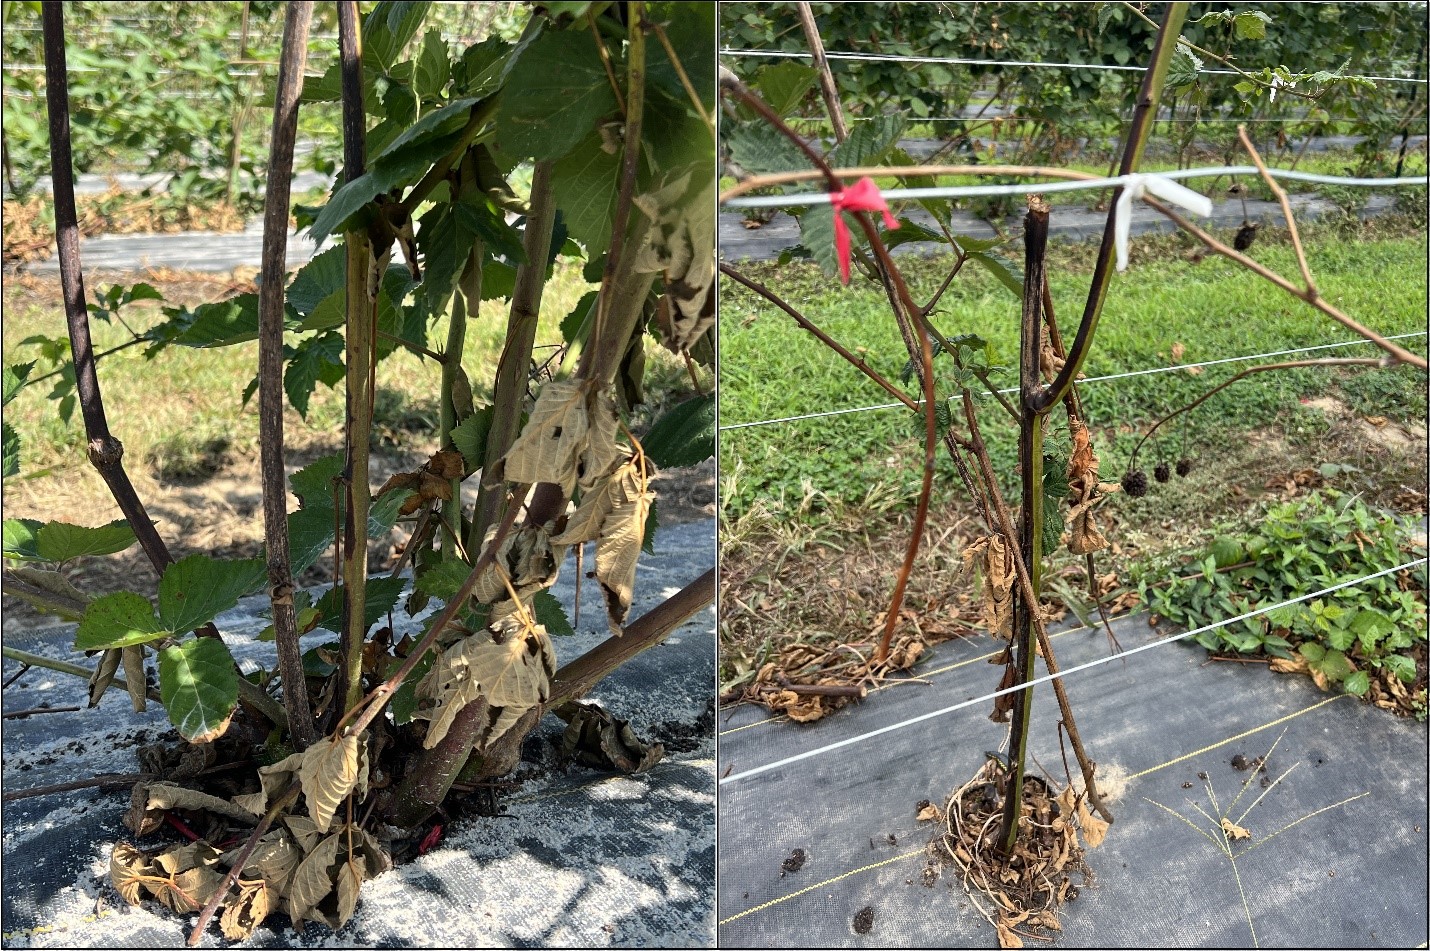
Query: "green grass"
719 221 1428 521
2 262 603 479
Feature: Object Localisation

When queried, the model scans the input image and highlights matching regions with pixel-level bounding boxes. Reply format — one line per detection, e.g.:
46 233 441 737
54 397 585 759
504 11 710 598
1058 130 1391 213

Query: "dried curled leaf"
962 535 1016 637
996 918 1025 948
415 635 487 750
282 823 387 932
237 751 304 818
127 781 261 836
1065 420 1117 555
122 644 147 713
298 732 367 833
471 525 563 608
220 878 274 941
375 449 465 516
770 689 827 723
284 829 344 931
552 454 654 634
495 380 624 492
282 814 324 854
560 701 665 774
223 827 303 897
1221 818 1252 841
149 841 226 914
634 173 715 356
1269 655 1310 675
88 648 122 708
1059 787 1110 849
110 843 152 905
471 615 554 745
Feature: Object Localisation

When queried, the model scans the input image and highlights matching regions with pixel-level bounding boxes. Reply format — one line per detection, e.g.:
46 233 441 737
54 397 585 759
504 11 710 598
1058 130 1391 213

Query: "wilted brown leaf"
1075 795 1109 848
1065 420 1117 555
237 751 305 818
121 644 147 713
996 918 1025 948
1269 656 1310 675
962 535 1016 637
471 525 563 608
497 380 591 489
298 733 366 833
990 660 1017 723
916 801 943 823
375 449 464 516
596 475 653 634
560 701 665 773
224 828 303 896
110 843 152 905
636 174 715 356
471 616 554 744
88 648 122 708
134 781 261 829
1221 818 1252 841
220 878 273 941
770 689 826 722
415 636 488 750
284 830 344 931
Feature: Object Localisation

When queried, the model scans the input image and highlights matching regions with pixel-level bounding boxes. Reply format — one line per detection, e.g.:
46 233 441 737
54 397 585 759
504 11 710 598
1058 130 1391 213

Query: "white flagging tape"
719 48 1430 86
724 165 1430 209
1115 173 1215 270
719 558 1428 786
717 331 1429 432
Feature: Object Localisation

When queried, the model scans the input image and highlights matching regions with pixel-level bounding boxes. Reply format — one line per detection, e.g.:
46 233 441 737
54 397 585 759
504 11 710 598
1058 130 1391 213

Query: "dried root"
927 758 1101 948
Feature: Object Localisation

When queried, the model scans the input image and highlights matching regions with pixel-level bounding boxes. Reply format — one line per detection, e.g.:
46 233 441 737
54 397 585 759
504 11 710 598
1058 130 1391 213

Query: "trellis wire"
719 558 1428 786
718 331 1429 432
725 165 1430 209
792 116 1429 125
720 48 1430 85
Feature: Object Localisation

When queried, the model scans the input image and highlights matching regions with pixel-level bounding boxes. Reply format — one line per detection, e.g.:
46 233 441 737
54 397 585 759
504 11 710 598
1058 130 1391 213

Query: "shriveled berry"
1234 221 1259 251
1155 462 1171 483
1122 469 1149 498
1176 458 1193 477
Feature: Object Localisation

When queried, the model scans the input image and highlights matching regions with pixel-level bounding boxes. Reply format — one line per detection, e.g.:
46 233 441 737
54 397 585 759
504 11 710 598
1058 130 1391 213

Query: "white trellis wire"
719 558 1429 786
720 48 1430 85
718 331 1429 432
724 165 1430 209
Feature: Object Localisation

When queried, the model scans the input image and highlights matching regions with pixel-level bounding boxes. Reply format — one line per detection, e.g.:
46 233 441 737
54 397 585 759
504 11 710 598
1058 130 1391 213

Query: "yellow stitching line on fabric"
719 626 1090 737
2 908 117 941
508 758 715 805
718 848 926 926
724 693 1346 926
1128 694 1345 780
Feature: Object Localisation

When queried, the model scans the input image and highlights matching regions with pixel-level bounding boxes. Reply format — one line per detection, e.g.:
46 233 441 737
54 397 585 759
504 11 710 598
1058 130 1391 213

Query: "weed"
1138 491 1427 713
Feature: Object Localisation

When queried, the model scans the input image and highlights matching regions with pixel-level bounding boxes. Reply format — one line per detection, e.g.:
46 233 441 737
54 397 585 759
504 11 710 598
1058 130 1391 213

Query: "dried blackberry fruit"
1155 462 1171 483
1122 469 1149 498
1234 221 1259 251
1176 458 1193 477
